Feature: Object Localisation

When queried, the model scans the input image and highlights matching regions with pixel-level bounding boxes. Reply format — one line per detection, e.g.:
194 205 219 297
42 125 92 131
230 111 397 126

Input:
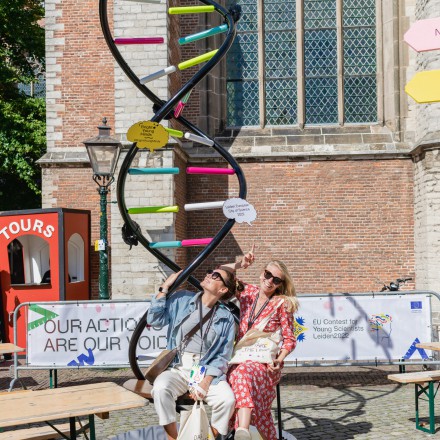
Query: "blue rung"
149 241 182 248
179 24 228 45
128 168 180 175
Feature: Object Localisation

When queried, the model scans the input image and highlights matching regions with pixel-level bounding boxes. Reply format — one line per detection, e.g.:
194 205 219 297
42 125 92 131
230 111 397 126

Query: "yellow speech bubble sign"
127 121 169 152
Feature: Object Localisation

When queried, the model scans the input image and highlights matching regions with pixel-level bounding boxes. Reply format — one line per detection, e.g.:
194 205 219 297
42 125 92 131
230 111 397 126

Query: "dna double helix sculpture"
99 0 245 379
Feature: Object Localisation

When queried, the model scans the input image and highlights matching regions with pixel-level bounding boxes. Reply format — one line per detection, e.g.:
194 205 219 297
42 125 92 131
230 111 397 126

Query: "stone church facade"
40 0 440 320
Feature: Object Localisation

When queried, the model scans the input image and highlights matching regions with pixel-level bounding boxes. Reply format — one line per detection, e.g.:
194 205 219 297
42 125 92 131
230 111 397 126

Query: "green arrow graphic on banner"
28 304 59 331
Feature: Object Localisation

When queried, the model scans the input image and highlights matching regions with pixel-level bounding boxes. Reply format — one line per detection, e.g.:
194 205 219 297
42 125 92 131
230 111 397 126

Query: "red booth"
0 208 91 349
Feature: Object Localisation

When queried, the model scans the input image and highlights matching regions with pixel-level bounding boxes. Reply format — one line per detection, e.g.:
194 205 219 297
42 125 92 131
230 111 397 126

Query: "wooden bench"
388 370 440 434
0 389 32 396
0 344 23 356
0 382 146 440
124 379 194 411
0 344 23 362
0 389 89 440
0 422 87 440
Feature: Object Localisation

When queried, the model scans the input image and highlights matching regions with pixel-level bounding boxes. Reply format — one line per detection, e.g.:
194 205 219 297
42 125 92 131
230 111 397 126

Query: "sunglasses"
206 269 226 285
263 269 284 285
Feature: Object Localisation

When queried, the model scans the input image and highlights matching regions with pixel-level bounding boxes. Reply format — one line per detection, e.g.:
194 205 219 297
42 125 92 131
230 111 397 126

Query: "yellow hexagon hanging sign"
405 70 440 103
127 121 169 152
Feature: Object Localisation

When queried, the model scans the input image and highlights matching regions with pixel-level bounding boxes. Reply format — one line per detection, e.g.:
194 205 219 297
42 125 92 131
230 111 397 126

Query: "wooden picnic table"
0 381 148 439
416 341 440 351
0 343 23 355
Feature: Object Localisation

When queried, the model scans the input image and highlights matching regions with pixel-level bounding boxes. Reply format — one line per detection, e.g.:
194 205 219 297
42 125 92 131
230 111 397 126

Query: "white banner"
289 294 432 361
26 294 433 367
27 302 167 367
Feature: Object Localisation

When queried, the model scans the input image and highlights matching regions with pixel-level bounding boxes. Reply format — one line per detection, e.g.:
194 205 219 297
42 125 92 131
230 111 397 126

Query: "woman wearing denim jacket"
147 269 238 440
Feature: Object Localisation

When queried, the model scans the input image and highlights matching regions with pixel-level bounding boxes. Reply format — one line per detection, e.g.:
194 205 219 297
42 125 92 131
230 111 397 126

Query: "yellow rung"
165 127 184 138
178 50 218 70
128 206 179 214
169 6 215 14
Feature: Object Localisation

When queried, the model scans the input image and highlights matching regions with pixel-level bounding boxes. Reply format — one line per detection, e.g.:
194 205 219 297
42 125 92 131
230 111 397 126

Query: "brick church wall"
42 0 440 311
187 159 415 294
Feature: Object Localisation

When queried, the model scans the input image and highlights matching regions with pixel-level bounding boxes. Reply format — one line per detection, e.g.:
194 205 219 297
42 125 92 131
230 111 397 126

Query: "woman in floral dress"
222 250 298 440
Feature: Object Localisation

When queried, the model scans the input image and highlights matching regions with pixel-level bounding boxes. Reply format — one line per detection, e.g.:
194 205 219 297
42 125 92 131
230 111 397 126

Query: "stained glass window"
304 0 337 124
226 0 377 127
343 0 377 123
264 0 297 125
226 0 259 126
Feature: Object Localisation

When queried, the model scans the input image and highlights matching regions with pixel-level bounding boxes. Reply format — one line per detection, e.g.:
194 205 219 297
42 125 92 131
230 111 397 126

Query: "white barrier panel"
289 294 432 361
27 302 167 367
26 294 432 367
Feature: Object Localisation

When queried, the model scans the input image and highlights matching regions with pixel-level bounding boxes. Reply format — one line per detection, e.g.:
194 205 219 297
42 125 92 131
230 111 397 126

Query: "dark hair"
219 269 244 301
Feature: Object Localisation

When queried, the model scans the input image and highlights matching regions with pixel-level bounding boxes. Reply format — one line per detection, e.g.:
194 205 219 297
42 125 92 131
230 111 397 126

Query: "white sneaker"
235 428 251 440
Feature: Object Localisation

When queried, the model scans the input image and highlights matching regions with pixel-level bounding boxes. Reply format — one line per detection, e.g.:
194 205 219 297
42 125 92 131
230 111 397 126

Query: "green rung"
128 206 179 214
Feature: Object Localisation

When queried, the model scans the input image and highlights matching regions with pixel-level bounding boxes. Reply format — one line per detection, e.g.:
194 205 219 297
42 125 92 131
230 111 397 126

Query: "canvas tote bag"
229 299 284 365
177 401 215 440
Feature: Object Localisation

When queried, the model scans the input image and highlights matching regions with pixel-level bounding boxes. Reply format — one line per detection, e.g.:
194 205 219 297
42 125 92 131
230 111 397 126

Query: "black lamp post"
83 118 122 300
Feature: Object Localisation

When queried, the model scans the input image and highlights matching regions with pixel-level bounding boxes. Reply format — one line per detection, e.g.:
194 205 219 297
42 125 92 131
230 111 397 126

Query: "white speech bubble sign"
223 198 257 226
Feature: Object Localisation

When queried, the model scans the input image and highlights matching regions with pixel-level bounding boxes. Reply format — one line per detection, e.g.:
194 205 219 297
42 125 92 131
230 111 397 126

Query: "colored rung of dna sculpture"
99 0 244 380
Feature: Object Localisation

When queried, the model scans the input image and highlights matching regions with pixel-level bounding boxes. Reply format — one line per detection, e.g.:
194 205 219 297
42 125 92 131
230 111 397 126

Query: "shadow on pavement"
408 416 440 434
281 368 400 388
0 374 39 389
287 421 372 440
280 383 402 439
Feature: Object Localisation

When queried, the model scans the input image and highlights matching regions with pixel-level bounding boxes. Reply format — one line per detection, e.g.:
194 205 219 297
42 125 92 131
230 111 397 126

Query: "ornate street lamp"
83 118 122 300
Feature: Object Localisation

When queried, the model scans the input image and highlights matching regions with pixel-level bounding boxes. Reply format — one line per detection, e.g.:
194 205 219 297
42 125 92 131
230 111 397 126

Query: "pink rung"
114 37 164 45
181 238 213 247
186 167 235 175
174 101 185 118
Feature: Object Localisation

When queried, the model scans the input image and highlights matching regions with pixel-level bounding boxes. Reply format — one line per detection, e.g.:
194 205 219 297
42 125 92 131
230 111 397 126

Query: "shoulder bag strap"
178 303 215 349
254 298 284 331
236 299 285 347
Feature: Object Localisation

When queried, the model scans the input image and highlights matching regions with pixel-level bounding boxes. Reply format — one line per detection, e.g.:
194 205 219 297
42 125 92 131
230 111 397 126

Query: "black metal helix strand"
100 0 240 120
99 0 244 379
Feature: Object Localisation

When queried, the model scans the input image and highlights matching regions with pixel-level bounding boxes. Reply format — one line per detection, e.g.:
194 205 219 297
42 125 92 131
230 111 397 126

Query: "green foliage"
0 0 45 86
0 0 46 210
0 97 46 210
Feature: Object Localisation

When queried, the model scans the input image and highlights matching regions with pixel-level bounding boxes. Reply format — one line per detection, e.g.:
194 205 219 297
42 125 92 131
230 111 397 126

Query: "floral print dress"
227 283 296 440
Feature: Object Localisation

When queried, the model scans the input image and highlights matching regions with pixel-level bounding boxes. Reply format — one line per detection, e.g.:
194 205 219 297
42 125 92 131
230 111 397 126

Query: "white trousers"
151 352 235 435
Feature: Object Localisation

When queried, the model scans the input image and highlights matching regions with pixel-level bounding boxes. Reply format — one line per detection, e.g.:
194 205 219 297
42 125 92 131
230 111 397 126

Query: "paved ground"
1 359 438 439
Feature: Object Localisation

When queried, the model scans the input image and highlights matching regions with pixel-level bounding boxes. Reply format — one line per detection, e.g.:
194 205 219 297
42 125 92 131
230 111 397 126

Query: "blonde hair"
265 260 299 313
